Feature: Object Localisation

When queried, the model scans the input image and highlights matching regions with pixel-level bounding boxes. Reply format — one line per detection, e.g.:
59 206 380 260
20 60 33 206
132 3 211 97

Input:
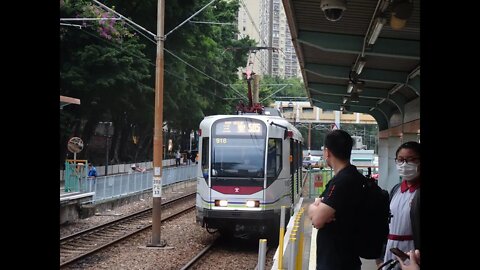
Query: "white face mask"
396 162 419 181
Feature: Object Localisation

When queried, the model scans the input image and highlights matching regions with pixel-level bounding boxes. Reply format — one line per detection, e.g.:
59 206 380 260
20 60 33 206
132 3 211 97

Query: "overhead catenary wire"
122 23 246 100
260 84 291 102
211 25 269 79
236 0 291 76
189 20 236 25
239 0 270 74
85 1 249 101
254 51 268 74
69 27 227 101
93 0 156 39
164 48 247 100
164 69 229 101
76 27 154 67
239 0 268 47
164 0 217 39
60 23 83 29
123 20 157 44
93 0 277 82
61 17 122 21
95 0 219 42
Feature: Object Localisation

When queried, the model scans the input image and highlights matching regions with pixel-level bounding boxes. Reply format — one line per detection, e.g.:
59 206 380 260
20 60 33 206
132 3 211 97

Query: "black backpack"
354 175 391 259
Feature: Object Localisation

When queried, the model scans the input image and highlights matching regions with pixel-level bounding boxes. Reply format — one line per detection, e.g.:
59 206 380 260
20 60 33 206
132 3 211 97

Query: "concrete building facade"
237 0 300 78
275 101 377 125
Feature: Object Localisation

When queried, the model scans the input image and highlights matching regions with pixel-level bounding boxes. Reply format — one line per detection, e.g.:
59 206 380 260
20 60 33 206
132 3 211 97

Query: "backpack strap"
389 183 401 202
376 183 401 260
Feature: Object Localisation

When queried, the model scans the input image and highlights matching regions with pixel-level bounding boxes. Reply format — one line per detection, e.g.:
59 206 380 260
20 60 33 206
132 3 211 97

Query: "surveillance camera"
320 0 347 22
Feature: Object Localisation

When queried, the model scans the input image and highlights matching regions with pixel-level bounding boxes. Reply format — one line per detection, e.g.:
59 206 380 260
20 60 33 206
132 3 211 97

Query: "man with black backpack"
307 129 365 270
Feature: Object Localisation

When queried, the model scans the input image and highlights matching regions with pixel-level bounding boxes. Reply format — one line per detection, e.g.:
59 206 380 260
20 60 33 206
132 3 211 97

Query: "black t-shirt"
316 164 364 270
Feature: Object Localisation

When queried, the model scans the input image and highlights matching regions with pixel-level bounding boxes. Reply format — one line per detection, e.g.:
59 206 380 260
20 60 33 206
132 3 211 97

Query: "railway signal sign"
67 137 84 154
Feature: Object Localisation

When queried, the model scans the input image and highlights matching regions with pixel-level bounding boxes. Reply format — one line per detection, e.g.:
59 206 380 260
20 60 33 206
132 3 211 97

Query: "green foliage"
61 0 134 42
229 75 307 109
60 0 154 165
60 0 256 166
159 0 256 131
247 75 307 106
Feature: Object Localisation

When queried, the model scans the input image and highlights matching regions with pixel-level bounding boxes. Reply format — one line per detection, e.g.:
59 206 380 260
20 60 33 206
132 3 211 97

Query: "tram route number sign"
215 120 263 135
67 137 84 154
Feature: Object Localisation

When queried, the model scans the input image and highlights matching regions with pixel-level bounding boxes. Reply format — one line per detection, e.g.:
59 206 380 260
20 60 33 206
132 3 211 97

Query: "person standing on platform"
307 129 364 270
175 150 181 167
88 163 97 178
380 141 421 270
87 163 97 192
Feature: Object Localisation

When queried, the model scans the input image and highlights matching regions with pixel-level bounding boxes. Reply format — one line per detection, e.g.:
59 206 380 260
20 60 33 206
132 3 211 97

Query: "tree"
229 75 307 107
60 0 256 166
257 75 306 106
60 0 153 165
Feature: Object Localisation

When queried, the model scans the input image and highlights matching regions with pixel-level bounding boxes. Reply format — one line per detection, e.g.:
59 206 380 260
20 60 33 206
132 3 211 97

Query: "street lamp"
99 121 113 175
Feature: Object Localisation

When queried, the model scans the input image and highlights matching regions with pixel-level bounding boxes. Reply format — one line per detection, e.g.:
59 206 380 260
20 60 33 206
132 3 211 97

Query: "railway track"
179 236 272 270
179 238 219 270
60 192 196 268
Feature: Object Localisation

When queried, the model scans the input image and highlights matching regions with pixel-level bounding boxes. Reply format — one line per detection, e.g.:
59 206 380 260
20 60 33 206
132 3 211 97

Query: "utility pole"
252 74 260 104
268 0 273 75
364 125 366 149
308 123 311 151
99 121 112 175
149 0 166 247
105 125 109 175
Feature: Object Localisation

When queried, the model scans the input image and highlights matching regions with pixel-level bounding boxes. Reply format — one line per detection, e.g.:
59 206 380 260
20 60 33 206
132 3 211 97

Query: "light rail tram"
195 112 304 239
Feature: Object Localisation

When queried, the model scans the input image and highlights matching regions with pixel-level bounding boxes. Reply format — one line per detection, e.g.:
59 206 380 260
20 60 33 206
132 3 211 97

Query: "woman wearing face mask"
380 141 421 270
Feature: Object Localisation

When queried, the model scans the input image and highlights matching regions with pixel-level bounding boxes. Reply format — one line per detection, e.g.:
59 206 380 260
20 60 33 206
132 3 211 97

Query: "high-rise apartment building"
237 0 300 78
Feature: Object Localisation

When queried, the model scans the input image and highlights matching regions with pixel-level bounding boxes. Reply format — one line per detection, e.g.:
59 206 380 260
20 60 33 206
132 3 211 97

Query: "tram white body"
195 114 304 237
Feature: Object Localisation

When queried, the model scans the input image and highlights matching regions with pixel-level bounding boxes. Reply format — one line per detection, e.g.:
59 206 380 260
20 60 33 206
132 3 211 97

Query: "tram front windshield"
212 119 266 178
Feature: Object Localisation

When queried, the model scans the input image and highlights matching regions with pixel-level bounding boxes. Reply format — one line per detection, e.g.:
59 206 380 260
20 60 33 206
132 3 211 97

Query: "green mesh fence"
64 160 88 192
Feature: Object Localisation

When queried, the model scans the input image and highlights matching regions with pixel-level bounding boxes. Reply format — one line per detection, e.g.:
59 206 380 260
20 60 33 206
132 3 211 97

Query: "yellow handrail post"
278 206 286 270
296 208 305 270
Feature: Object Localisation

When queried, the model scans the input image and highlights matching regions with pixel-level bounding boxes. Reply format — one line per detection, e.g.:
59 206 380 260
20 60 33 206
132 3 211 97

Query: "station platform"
59 174 197 225
279 197 379 270
60 191 95 224
60 191 94 203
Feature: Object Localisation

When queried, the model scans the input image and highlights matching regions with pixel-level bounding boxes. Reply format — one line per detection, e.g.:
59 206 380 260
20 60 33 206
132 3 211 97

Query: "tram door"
290 139 295 204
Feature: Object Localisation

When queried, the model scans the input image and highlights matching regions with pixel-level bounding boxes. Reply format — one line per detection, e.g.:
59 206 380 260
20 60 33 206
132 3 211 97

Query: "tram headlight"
215 200 228 207
246 200 260 208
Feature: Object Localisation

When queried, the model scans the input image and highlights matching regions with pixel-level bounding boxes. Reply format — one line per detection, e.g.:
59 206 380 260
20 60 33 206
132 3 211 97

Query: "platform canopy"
282 0 420 130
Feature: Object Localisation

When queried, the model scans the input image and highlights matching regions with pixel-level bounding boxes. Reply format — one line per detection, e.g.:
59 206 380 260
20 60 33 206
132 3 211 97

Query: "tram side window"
201 137 209 181
267 138 282 184
297 142 302 168
292 140 298 173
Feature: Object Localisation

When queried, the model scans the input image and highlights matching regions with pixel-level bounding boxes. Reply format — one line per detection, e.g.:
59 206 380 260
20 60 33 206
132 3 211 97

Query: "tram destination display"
214 120 264 136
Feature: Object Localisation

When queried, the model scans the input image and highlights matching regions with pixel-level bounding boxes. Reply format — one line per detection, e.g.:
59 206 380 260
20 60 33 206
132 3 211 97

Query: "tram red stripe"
388 234 413 241
211 185 263 195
